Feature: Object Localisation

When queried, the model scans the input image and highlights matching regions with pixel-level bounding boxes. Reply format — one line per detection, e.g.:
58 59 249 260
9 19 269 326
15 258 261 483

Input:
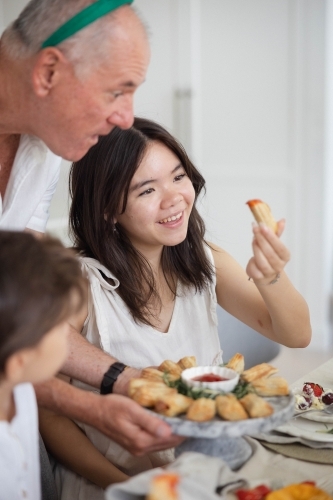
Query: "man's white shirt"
0 134 61 232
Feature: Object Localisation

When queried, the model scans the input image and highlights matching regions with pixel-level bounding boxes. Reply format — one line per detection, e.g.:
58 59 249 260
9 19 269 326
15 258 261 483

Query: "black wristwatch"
100 362 127 395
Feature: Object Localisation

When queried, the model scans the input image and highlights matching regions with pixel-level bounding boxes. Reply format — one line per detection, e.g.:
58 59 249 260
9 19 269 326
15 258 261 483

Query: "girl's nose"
160 189 182 209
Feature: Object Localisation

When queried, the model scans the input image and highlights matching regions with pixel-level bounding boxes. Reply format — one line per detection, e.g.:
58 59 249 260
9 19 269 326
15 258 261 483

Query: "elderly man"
0 0 182 469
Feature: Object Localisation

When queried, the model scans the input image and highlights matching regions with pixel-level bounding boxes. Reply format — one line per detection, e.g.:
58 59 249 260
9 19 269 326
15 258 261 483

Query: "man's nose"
107 95 134 130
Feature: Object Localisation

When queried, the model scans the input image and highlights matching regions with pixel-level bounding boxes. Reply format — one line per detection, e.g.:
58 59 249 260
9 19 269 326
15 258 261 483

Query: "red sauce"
192 373 228 382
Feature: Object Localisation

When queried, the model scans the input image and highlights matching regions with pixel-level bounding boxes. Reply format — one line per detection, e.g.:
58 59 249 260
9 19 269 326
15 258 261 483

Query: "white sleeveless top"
57 248 222 500
79 248 221 368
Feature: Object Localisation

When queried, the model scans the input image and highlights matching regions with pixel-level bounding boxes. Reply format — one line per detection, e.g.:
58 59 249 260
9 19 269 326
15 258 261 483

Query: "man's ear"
32 47 67 97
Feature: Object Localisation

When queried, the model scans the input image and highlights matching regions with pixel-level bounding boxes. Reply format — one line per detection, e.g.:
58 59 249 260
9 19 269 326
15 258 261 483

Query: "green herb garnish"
163 372 252 400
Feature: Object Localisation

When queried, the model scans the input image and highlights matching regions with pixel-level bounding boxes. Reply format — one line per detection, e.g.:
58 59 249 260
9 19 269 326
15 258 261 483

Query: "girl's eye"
174 173 187 182
139 188 154 196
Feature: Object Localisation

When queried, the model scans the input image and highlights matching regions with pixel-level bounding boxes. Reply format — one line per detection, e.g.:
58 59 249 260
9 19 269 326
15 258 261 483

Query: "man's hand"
35 377 184 455
93 393 184 455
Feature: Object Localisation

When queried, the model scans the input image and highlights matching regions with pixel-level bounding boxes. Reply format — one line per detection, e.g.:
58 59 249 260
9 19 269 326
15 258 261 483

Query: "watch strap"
100 362 127 394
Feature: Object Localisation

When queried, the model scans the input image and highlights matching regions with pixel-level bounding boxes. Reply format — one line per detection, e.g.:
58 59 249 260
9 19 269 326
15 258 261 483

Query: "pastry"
241 363 278 383
240 393 274 418
216 393 248 421
141 367 166 382
226 353 245 374
146 473 180 500
246 199 278 233
141 367 180 383
128 378 168 398
251 376 289 396
177 356 197 370
186 398 216 422
131 385 176 407
158 360 183 377
154 393 193 417
128 378 176 406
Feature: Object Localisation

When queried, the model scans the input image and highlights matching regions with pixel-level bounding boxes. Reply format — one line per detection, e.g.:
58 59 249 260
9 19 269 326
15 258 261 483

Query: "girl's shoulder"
206 242 242 276
205 241 228 263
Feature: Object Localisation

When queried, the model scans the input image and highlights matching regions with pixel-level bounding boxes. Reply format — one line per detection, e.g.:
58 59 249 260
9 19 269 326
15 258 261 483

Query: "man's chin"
46 135 100 161
63 141 99 162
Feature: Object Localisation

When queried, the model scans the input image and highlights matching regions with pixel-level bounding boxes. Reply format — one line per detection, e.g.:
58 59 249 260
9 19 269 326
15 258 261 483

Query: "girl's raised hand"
245 219 290 285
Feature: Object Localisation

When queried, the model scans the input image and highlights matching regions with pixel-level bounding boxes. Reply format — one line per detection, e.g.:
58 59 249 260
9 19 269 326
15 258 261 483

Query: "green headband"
41 0 134 49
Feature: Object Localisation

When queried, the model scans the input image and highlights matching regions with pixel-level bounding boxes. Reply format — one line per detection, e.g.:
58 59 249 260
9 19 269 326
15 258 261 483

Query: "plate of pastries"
128 354 295 438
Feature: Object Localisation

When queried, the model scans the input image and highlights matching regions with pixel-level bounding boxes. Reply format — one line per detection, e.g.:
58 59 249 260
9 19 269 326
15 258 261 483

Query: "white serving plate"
147 394 294 438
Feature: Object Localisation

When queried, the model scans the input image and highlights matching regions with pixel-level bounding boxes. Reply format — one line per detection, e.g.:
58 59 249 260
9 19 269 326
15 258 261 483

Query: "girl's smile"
158 211 183 224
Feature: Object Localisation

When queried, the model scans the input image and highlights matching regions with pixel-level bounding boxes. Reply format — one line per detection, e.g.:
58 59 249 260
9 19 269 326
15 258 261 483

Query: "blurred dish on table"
277 417 333 443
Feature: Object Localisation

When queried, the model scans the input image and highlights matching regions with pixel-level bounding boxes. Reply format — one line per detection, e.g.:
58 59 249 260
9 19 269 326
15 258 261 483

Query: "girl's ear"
4 350 30 384
103 214 118 224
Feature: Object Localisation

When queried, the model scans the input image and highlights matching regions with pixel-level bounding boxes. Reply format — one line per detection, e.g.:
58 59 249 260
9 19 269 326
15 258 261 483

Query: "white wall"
186 0 330 351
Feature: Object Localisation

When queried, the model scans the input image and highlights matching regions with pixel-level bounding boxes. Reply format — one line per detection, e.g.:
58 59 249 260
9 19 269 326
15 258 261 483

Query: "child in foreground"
40 118 311 500
0 231 86 500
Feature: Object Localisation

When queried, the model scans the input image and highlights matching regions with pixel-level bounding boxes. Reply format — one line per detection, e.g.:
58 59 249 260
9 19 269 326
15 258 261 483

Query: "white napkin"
105 452 247 500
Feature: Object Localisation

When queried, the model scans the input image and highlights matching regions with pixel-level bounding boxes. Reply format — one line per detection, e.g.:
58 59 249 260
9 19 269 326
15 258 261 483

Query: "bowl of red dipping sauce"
181 366 239 392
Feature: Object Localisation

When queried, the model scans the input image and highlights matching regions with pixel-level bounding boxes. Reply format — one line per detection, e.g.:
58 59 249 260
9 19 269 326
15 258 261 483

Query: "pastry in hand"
186 398 216 422
239 393 274 418
251 376 289 396
241 363 278 383
226 353 245 374
177 356 197 370
154 393 193 417
146 473 180 500
246 199 278 233
216 393 248 421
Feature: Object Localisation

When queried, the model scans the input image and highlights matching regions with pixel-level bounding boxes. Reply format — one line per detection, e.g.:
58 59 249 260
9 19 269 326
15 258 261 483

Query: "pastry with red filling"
246 199 278 233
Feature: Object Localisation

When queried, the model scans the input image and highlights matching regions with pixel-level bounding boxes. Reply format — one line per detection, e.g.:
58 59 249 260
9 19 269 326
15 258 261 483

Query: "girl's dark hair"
69 117 213 326
0 231 86 372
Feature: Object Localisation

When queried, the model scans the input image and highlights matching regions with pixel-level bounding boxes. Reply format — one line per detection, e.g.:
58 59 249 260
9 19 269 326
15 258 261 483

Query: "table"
106 358 333 499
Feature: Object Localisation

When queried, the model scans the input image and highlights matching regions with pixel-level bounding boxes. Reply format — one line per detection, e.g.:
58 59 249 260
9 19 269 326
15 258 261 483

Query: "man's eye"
174 173 186 182
139 188 154 196
111 91 123 99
